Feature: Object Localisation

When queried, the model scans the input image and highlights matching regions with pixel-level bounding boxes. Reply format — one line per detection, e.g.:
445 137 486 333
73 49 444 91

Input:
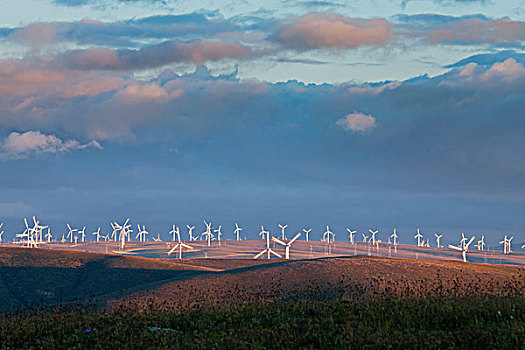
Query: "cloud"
273 12 391 49
482 58 525 82
56 39 253 70
0 131 101 159
398 15 525 46
336 112 377 132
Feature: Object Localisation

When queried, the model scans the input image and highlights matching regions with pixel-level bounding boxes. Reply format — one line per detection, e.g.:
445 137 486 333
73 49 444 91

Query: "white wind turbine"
110 222 118 242
0 222 4 244
187 225 195 241
347 228 357 244
136 224 149 242
369 229 378 245
391 229 399 246
79 226 86 243
152 233 162 242
254 230 282 259
234 223 242 241
414 228 423 247
259 226 269 240
459 233 468 250
499 235 508 254
31 217 47 244
214 225 222 246
507 236 514 254
45 227 52 243
201 220 214 246
303 228 311 241
168 228 193 259
66 224 77 243
272 232 301 259
434 233 443 248
449 235 475 263
475 235 486 251
322 226 334 244
92 227 101 242
170 225 179 242
362 233 369 243
278 224 287 240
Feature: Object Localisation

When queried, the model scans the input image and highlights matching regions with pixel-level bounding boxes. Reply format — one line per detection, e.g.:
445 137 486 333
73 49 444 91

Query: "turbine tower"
475 235 485 251
434 233 443 248
186 225 195 241
214 225 222 246
449 235 475 263
66 224 77 243
272 232 301 259
45 227 52 243
259 226 269 240
201 220 214 247
369 229 378 245
347 228 357 244
136 224 149 242
170 225 179 242
254 231 282 259
414 228 423 247
278 224 287 240
234 223 242 241
92 227 101 242
322 226 334 244
168 228 193 259
391 229 398 246
303 228 311 241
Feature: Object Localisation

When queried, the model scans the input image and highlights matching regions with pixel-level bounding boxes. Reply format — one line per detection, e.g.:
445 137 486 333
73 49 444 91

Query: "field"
0 247 524 348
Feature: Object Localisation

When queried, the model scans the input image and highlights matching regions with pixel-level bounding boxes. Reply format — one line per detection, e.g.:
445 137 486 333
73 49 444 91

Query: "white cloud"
0 131 102 159
336 112 377 132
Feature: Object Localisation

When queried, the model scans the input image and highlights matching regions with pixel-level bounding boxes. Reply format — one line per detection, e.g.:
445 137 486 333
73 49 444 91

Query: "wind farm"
1 0 525 347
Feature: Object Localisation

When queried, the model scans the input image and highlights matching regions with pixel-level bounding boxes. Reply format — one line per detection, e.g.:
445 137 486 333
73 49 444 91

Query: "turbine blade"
272 237 286 246
253 250 266 259
289 233 301 244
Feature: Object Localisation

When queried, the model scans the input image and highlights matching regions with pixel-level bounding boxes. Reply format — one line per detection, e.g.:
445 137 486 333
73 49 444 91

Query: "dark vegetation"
1 297 524 349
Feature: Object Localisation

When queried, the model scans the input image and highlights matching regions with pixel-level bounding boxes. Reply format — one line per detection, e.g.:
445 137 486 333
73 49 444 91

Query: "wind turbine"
79 226 86 243
475 235 486 251
92 228 101 242
201 220 214 247
214 225 222 246
347 228 357 244
322 226 334 244
259 226 269 240
187 225 195 241
254 231 282 259
459 233 468 250
170 225 179 242
434 233 443 248
278 224 287 240
414 228 423 247
168 228 193 259
0 223 4 244
391 229 399 246
362 233 369 243
66 224 77 243
272 232 301 259
136 224 149 242
499 235 508 254
369 229 378 245
303 228 311 241
234 223 242 241
152 234 162 242
449 235 475 263
45 227 52 243
508 236 514 254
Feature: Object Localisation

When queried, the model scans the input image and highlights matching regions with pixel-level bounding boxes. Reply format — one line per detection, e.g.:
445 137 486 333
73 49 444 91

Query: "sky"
0 0 524 246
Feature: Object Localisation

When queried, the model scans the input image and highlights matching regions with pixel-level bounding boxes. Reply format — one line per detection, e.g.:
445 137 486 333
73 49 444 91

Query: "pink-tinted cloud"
336 112 377 132
273 12 391 49
0 131 101 159
117 83 184 102
57 39 253 70
482 58 525 82
425 17 525 45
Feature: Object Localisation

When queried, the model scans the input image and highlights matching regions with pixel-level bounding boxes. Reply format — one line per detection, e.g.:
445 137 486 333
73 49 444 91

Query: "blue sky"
0 0 524 245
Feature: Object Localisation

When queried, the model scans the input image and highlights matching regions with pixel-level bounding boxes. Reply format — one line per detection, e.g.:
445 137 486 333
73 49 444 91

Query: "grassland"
1 247 524 348
1 297 524 349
